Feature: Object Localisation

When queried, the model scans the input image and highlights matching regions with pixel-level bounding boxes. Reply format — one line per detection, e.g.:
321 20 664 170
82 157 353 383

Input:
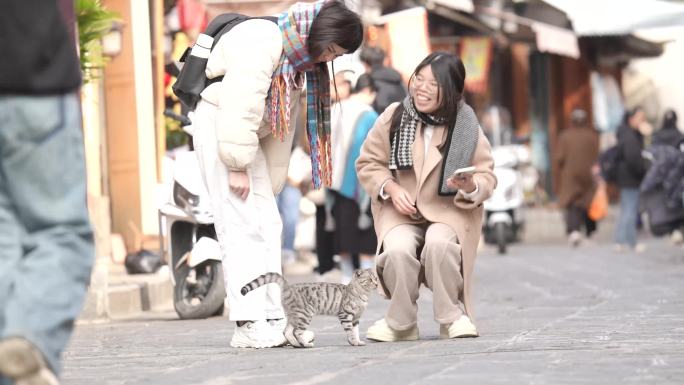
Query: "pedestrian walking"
614 107 649 252
191 0 363 348
356 52 496 342
0 0 94 384
553 109 600 247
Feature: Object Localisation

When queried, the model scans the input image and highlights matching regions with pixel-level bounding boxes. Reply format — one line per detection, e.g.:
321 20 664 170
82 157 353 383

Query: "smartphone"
452 166 476 178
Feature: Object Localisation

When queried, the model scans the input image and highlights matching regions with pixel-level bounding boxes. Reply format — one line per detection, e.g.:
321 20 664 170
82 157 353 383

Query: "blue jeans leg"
276 184 301 252
0 94 94 376
614 188 640 247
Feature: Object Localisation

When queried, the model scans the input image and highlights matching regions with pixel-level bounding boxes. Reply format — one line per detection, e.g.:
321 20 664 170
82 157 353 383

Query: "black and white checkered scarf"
390 97 444 170
389 96 480 196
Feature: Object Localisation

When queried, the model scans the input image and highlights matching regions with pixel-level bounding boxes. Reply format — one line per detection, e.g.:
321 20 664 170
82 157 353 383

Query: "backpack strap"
211 15 278 49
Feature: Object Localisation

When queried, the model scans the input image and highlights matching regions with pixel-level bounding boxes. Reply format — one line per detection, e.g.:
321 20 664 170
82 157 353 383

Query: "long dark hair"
390 52 466 134
308 1 364 59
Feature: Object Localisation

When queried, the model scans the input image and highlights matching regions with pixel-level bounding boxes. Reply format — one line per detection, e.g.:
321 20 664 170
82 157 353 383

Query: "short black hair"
353 73 376 93
624 106 644 125
308 1 364 59
359 46 386 69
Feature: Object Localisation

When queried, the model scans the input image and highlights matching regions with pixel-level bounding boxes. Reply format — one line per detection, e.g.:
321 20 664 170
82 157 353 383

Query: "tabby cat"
240 269 379 348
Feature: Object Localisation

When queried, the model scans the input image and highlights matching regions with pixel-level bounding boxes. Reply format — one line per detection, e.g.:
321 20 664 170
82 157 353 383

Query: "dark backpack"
172 14 277 109
598 145 621 183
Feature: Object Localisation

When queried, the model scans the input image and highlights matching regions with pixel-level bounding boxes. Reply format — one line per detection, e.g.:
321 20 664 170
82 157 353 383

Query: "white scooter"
480 106 526 254
159 110 226 319
483 146 526 254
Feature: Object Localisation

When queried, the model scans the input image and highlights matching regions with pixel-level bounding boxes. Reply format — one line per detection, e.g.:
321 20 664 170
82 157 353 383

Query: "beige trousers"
377 223 464 330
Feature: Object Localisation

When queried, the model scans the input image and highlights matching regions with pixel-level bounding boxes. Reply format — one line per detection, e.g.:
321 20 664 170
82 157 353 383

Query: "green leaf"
75 0 121 84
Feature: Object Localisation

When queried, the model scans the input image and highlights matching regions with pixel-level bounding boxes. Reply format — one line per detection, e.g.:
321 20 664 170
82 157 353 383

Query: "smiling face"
410 65 441 114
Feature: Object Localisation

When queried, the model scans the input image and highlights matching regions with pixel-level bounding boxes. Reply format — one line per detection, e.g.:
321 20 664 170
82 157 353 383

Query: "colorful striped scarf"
268 0 332 189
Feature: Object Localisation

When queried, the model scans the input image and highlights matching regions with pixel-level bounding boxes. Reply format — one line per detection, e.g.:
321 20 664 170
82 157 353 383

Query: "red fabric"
178 0 207 34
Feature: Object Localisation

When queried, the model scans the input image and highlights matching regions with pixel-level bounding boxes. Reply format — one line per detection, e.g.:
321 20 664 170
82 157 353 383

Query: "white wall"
627 27 684 130
131 0 159 236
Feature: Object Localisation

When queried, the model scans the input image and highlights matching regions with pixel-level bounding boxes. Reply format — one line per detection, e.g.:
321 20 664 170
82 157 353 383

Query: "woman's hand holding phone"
447 166 477 193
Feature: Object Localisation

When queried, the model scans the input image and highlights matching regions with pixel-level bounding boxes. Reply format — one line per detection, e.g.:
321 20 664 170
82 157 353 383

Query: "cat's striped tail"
240 272 287 295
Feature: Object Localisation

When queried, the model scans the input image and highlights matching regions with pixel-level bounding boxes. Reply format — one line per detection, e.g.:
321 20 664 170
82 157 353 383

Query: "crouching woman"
356 52 496 342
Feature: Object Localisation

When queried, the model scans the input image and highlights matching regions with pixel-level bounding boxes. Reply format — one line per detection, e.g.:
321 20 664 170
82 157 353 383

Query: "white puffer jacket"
200 18 302 194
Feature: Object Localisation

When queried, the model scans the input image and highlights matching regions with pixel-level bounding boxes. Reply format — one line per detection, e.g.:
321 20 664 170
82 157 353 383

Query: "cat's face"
353 269 380 290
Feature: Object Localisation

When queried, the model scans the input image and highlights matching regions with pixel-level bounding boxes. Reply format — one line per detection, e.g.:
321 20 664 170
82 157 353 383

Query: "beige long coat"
356 103 496 319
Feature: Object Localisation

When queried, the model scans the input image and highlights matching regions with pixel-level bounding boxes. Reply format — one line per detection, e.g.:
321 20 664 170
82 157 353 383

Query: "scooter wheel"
174 260 226 320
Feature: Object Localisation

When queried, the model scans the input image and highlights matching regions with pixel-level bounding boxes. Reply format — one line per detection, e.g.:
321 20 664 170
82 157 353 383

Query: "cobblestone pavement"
62 240 684 385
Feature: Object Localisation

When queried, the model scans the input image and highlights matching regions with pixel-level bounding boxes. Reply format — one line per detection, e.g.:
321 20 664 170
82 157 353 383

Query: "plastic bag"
124 249 162 275
588 181 608 221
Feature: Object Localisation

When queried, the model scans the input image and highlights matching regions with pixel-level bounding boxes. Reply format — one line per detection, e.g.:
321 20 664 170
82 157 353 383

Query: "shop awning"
542 0 684 36
428 0 474 13
529 22 578 58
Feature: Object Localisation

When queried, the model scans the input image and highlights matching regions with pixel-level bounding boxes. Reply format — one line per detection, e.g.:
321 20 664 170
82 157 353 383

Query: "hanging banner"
383 7 431 84
460 37 492 94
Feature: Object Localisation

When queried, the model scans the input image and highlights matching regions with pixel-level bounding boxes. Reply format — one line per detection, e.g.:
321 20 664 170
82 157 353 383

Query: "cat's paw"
302 330 315 344
348 339 366 346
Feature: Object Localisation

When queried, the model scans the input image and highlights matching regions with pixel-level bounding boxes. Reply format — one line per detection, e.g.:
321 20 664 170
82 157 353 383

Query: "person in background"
276 95 307 270
0 1 95 384
328 74 379 284
191 0 363 348
359 46 407 114
554 109 600 247
312 71 354 282
652 109 684 148
614 107 649 253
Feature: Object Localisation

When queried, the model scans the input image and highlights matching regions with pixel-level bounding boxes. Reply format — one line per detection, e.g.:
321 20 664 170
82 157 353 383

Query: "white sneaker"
440 315 479 338
0 338 59 385
366 318 419 342
568 231 582 248
315 268 341 283
269 318 315 344
634 243 647 253
230 321 287 349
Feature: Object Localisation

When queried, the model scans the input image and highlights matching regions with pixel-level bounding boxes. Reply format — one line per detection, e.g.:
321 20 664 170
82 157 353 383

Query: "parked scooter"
481 106 525 254
483 146 526 254
159 110 226 319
